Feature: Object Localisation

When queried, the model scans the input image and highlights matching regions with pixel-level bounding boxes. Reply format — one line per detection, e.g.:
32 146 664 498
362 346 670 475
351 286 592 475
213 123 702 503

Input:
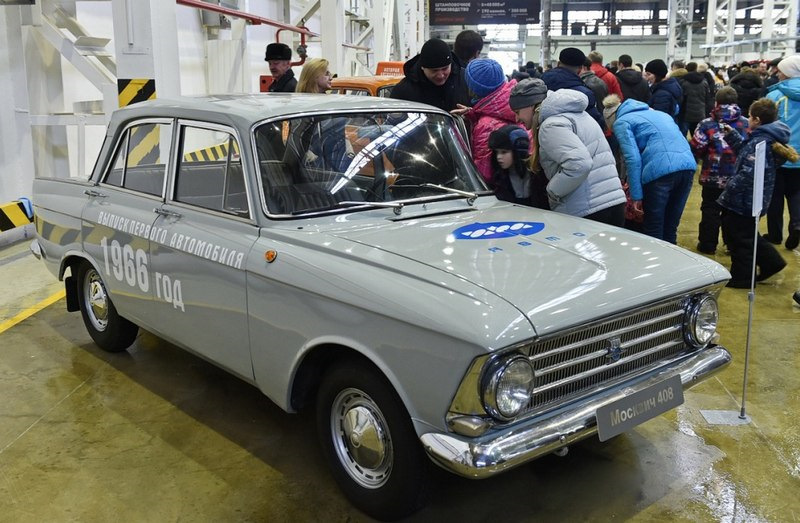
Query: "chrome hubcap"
331 388 392 488
85 269 109 331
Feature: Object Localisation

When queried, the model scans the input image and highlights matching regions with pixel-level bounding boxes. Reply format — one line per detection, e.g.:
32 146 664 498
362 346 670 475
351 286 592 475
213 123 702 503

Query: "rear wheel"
77 261 138 352
316 359 430 521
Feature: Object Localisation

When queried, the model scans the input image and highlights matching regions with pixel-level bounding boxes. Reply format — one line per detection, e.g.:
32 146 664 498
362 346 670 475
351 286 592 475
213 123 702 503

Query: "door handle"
153 207 182 219
84 189 107 198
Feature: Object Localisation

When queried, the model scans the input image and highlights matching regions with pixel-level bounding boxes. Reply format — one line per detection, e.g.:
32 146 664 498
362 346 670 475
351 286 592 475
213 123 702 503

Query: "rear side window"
173 126 249 219
103 121 173 197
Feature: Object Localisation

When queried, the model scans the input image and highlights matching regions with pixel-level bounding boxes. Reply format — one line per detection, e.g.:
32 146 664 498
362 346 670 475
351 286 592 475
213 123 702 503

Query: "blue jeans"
642 170 694 244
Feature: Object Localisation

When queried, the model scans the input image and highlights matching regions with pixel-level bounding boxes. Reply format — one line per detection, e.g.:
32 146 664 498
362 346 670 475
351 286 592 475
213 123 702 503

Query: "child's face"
495 149 513 170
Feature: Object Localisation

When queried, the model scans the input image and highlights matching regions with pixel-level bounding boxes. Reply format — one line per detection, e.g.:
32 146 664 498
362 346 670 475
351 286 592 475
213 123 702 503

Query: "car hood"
319 201 729 337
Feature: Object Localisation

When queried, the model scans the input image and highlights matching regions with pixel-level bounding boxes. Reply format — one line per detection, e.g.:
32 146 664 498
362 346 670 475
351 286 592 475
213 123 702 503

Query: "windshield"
254 112 488 216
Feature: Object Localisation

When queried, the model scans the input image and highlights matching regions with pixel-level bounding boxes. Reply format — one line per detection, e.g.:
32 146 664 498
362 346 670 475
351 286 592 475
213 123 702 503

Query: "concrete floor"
0 183 798 522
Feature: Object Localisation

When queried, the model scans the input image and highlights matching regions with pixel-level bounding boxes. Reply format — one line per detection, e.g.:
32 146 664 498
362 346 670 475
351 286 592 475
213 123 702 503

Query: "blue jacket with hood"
613 99 697 201
766 77 800 169
718 120 793 216
649 77 683 122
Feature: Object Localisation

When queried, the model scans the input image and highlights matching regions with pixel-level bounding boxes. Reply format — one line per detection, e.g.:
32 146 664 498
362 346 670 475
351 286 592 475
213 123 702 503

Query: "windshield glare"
254 112 487 216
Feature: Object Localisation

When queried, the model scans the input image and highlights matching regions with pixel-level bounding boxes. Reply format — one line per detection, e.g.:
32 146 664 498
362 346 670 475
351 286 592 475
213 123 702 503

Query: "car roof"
108 93 442 130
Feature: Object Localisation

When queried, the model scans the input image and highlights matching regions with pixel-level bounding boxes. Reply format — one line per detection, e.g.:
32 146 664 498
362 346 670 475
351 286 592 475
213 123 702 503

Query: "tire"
316 359 430 521
77 261 138 352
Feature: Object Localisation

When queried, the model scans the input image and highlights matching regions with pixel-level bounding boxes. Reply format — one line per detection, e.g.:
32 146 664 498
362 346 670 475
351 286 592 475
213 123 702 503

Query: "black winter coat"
616 68 650 103
649 77 683 123
541 67 606 130
389 53 471 112
269 69 297 93
580 71 608 114
679 71 713 124
729 70 764 116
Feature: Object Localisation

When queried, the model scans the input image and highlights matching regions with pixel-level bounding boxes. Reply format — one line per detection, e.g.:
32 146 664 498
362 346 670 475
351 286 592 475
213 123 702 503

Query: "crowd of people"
263 35 800 297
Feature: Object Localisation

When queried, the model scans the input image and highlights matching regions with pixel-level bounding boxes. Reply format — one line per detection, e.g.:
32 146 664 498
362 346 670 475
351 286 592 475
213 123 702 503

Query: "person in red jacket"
588 51 623 100
464 58 532 181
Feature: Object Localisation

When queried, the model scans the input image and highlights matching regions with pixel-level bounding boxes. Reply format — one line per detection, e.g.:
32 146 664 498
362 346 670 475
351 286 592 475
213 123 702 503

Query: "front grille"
523 295 693 415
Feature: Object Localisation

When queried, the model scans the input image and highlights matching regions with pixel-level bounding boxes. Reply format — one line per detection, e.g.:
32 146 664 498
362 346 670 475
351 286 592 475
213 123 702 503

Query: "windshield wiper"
420 184 479 205
292 200 404 216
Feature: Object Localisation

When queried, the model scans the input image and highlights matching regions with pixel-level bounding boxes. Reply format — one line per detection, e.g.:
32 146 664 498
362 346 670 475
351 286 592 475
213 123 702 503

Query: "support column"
540 0 551 68
111 0 181 105
667 0 694 63
0 6 36 202
320 0 346 76
25 1 70 182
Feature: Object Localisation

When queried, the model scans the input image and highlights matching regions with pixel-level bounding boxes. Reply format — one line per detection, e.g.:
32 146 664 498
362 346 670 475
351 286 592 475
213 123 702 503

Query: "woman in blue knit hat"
464 58 531 181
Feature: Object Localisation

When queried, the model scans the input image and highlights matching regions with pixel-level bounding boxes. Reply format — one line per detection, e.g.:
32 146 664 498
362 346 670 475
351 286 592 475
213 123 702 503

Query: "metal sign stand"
701 141 766 426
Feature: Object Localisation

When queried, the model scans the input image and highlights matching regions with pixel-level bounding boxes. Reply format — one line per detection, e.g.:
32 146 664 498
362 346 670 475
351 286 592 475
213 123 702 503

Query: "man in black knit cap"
390 38 470 112
541 47 605 130
265 43 297 92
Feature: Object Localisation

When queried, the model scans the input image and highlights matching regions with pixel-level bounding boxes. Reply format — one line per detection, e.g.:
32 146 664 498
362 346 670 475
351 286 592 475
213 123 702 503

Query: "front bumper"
420 345 731 479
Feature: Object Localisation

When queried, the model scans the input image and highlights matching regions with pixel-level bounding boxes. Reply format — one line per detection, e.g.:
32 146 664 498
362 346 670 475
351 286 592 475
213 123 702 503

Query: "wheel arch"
290 343 407 415
59 253 97 313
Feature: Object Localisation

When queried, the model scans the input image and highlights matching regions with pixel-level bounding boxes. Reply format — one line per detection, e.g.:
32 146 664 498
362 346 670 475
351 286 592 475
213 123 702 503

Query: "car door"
147 121 258 380
81 119 174 326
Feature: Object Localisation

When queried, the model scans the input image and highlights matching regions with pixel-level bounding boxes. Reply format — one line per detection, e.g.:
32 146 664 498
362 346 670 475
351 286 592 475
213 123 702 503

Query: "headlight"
482 355 534 421
685 294 718 347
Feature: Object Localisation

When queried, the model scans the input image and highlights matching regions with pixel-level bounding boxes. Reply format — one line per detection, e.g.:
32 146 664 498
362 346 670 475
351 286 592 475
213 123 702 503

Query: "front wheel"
316 359 430 521
77 261 138 352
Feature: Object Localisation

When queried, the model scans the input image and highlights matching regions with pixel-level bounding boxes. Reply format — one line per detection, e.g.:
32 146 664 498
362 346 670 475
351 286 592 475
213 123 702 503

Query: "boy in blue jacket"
718 98 799 288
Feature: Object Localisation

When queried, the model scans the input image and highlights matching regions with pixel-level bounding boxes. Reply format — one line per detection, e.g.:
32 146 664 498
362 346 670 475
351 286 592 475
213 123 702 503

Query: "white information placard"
752 141 766 217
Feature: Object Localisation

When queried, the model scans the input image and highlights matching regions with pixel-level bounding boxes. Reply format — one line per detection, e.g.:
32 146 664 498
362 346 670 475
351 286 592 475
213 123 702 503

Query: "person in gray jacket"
536 89 627 225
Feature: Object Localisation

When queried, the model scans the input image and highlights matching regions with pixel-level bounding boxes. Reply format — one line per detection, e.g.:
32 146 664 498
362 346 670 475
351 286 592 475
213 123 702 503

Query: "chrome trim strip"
534 324 683 378
534 339 686 395
422 346 731 479
530 309 684 363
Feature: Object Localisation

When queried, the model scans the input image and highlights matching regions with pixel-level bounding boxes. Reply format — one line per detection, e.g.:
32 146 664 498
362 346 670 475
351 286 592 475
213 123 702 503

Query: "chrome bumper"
420 346 731 479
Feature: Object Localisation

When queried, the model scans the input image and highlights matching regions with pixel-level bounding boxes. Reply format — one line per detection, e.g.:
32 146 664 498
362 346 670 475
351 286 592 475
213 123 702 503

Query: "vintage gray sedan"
31 94 732 520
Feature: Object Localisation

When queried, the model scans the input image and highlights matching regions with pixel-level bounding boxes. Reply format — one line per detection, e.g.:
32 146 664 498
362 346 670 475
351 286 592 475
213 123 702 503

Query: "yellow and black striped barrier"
183 140 240 162
0 200 33 232
117 78 156 107
118 79 161 166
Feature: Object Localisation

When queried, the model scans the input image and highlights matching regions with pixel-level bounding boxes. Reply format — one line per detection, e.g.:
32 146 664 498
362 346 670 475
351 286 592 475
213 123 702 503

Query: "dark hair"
635 63 644 71
671 60 685 69
489 126 530 177
619 54 633 67
749 98 778 124
583 58 592 69
686 61 698 72
454 30 484 63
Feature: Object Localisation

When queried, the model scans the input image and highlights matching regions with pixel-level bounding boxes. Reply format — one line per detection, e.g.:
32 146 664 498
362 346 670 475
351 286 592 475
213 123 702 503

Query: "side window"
102 122 172 197
104 134 127 187
174 126 249 219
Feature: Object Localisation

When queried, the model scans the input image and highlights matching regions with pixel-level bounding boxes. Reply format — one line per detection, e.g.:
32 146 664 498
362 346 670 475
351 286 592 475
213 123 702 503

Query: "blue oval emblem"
452 221 545 240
